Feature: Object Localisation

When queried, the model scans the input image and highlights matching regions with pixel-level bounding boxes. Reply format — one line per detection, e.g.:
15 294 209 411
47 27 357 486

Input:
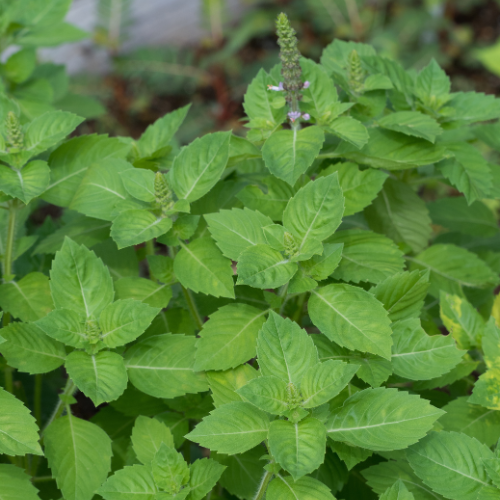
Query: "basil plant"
1 11 500 500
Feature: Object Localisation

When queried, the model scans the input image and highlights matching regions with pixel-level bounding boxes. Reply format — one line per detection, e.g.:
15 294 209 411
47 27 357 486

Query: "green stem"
34 374 43 428
32 476 55 483
4 365 13 394
254 470 273 500
181 285 203 331
41 379 76 436
292 293 308 324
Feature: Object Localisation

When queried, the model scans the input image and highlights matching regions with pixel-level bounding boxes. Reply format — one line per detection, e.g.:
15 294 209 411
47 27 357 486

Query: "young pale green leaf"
0 160 50 204
207 365 259 408
428 198 499 238
301 360 359 408
364 178 432 254
468 318 500 411
320 162 387 216
236 244 297 289
237 375 289 415
262 126 325 186
328 229 405 284
440 397 500 447
370 270 430 322
169 131 231 202
236 175 295 221
99 299 160 348
0 465 42 500
415 59 451 109
439 143 492 204
267 474 336 500
309 284 393 359
378 111 442 143
136 105 190 158
407 432 493 500
439 292 485 349
379 480 415 500
194 303 268 371
327 116 369 149
125 334 208 399
187 458 226 500
65 351 127 405
302 243 343 281
313 335 392 388
205 207 273 260
362 55 414 97
114 277 172 309
0 271 54 322
120 168 156 202
0 387 43 456
50 237 114 318
391 318 464 380
257 312 319 384
186 401 270 454
283 173 344 250
98 464 158 500
151 443 190 494
111 210 172 249
269 417 326 480
409 244 498 297
131 416 174 465
326 388 444 451
0 323 66 374
174 238 235 298
44 414 112 500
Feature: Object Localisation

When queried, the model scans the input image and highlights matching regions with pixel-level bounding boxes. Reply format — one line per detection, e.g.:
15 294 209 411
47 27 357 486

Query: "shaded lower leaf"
0 464 42 500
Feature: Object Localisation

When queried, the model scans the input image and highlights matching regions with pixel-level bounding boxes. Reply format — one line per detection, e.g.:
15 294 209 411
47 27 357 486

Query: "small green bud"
286 382 302 406
5 111 24 150
85 318 101 345
283 231 298 257
348 50 365 96
155 172 174 215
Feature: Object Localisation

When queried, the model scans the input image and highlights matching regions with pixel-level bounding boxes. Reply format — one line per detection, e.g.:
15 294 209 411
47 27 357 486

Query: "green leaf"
378 111 442 143
98 464 158 500
428 198 499 238
174 238 235 298
269 417 326 480
446 92 500 123
439 292 485 349
137 105 190 158
120 168 155 202
484 458 500 489
415 59 451 109
329 441 373 470
262 127 325 186
370 270 430 322
44 414 112 500
207 365 259 408
50 237 114 318
326 388 444 451
257 312 319 384
407 431 493 500
440 397 500 447
131 416 174 465
0 160 50 204
125 334 208 399
468 318 500 411
237 375 289 415
111 210 172 249
333 129 450 171
0 272 54 322
205 208 273 260
320 162 388 216
409 244 498 297
309 284 393 359
0 322 66 374
439 143 492 204
379 480 415 500
187 458 226 500
0 464 42 500
151 443 190 494
313 335 392 388
114 277 172 309
391 318 464 380
169 131 231 202
65 350 128 405
186 401 270 454
364 178 432 254
266 474 336 500
36 308 87 348
328 229 405 284
327 116 369 149
362 55 414 97
4 48 36 83
283 173 344 250
236 245 297 289
194 303 268 371
301 360 359 408
0 387 42 456
147 255 175 284
302 243 343 281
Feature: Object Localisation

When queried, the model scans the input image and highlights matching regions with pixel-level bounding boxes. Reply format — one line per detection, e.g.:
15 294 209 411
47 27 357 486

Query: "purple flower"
303 81 310 89
288 111 301 122
302 113 310 120
267 82 284 91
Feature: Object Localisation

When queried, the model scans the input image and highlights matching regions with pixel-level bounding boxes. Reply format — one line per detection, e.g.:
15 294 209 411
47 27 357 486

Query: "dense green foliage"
1 6 500 500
